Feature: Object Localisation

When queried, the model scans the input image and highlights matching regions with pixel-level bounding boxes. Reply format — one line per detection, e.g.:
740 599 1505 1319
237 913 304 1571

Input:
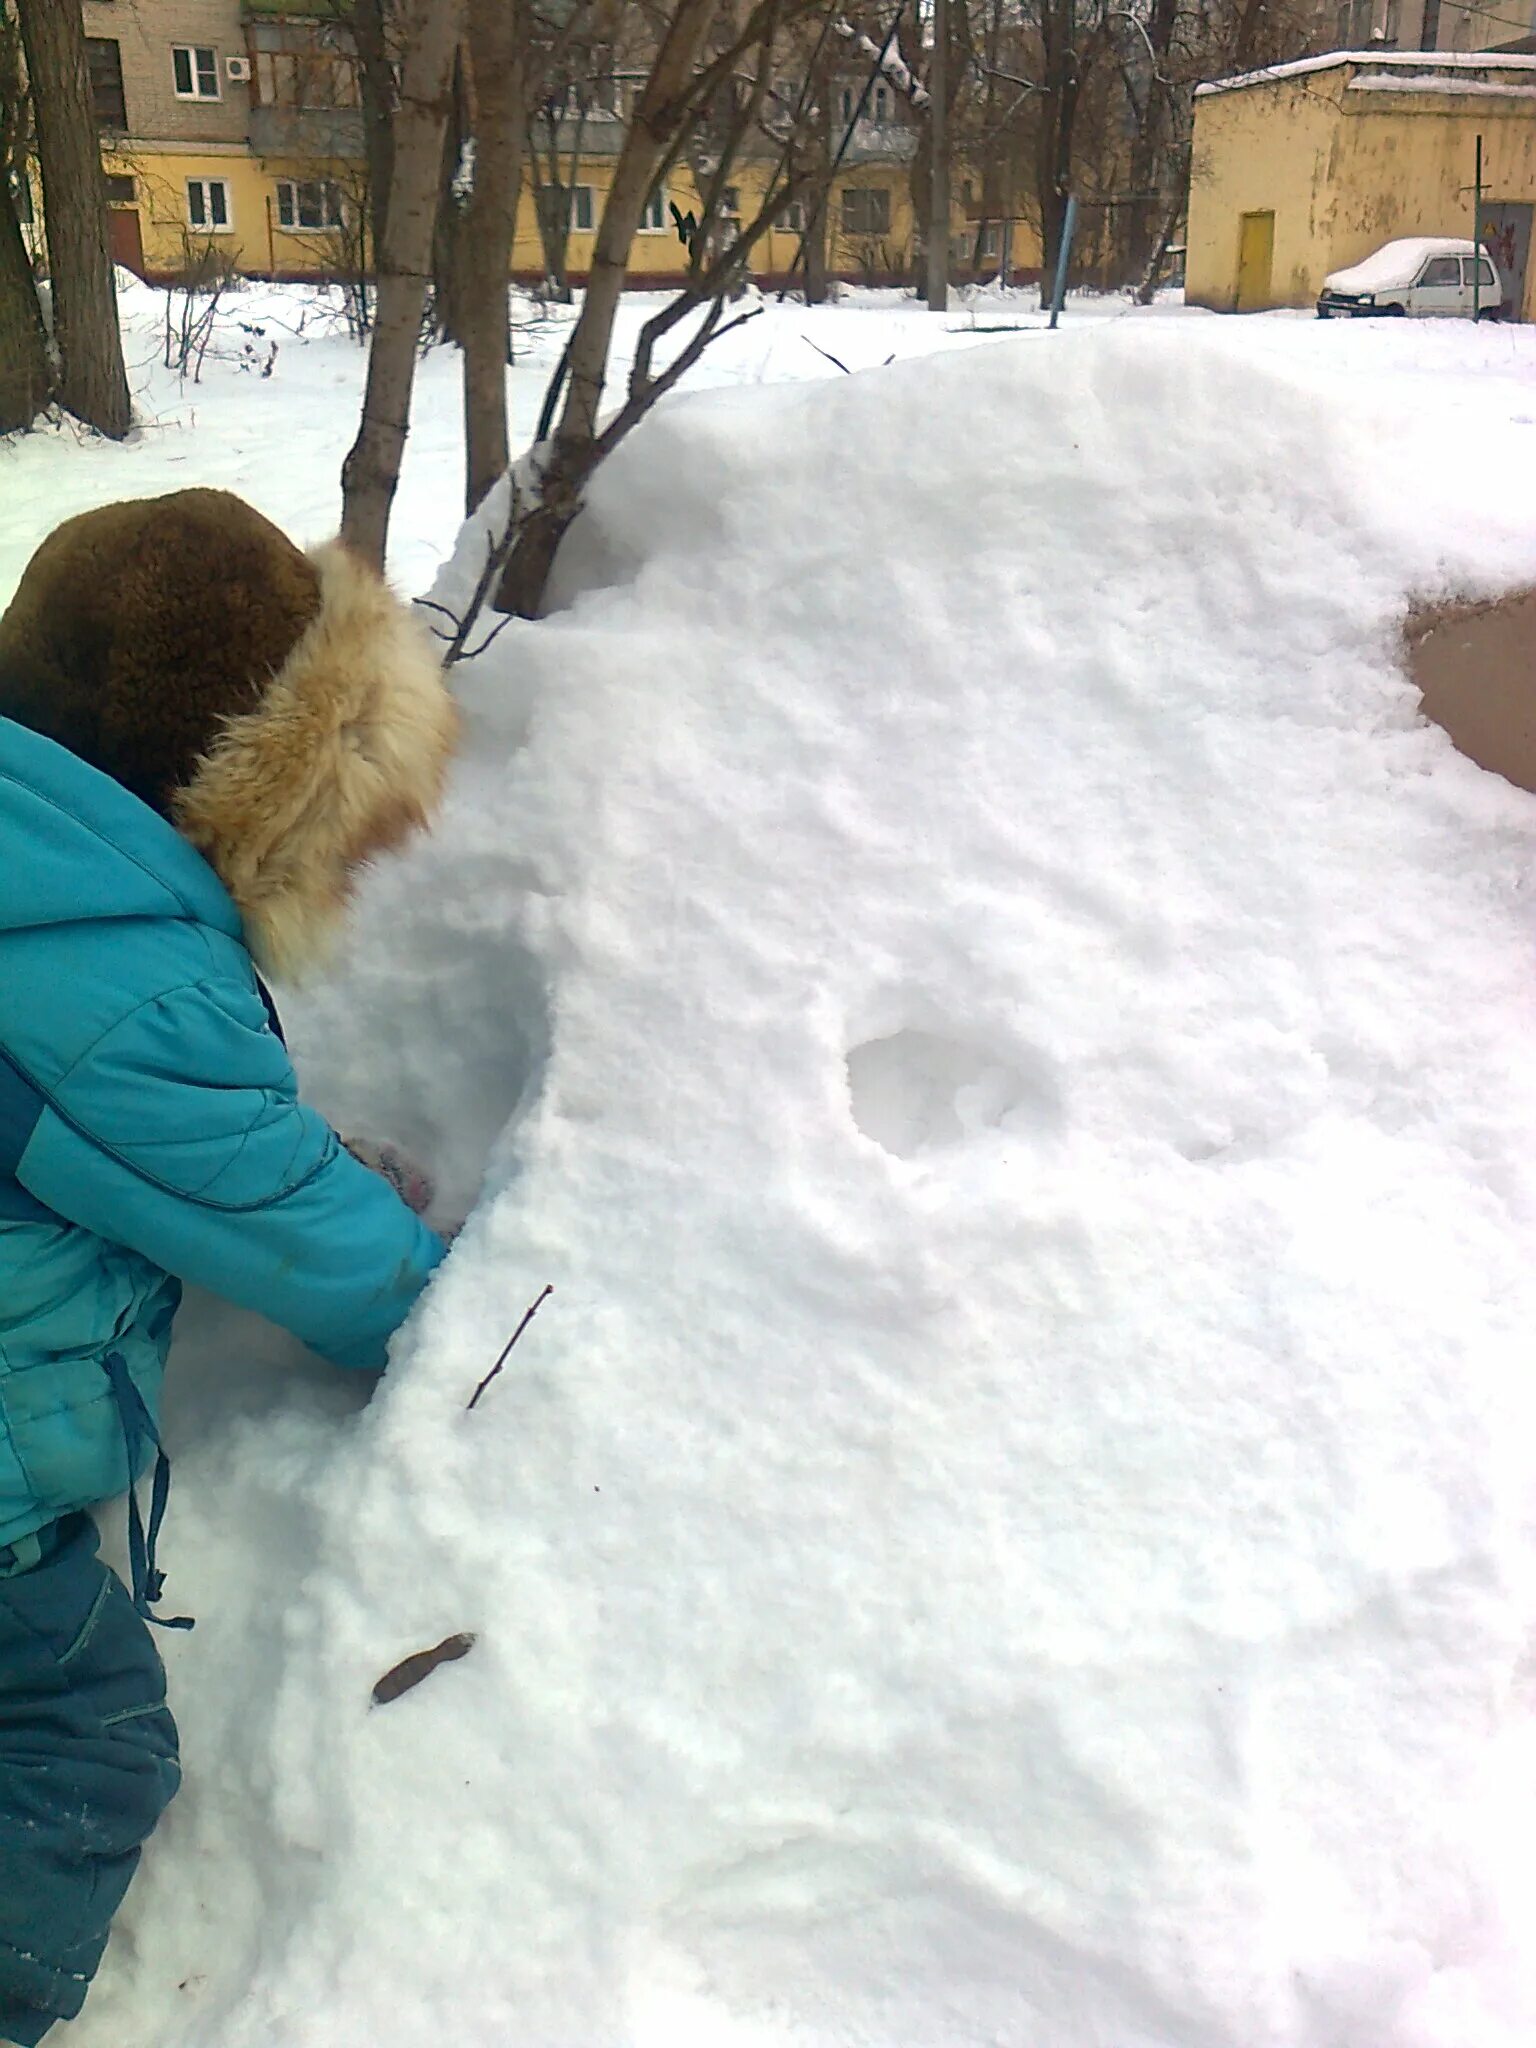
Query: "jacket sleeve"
13 974 446 1371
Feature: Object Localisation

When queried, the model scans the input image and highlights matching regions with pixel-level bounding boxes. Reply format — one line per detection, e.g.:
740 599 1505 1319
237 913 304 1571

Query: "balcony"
249 101 363 159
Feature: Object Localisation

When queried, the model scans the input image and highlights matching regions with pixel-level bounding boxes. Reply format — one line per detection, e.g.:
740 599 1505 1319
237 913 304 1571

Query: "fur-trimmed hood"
0 489 458 981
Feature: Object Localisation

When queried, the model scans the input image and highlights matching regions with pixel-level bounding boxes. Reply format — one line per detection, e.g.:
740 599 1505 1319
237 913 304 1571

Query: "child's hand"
344 1137 435 1217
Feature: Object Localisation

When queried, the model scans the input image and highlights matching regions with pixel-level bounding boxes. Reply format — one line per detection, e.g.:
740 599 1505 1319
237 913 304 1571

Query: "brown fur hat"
0 488 459 982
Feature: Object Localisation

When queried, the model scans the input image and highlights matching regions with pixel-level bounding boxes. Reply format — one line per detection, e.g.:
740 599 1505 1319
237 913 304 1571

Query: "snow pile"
62 323 1536 2048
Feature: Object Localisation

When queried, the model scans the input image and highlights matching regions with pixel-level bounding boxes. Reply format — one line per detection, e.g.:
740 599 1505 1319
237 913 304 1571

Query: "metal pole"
1047 192 1078 327
998 214 1011 290
1472 132 1483 321
926 0 949 311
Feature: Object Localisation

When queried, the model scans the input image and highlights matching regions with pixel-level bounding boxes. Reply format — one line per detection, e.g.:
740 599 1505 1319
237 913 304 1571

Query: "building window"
783 198 805 234
571 184 594 231
1379 0 1400 44
872 83 891 120
173 46 221 100
105 174 136 204
86 38 127 129
639 186 667 232
979 223 1001 259
840 85 856 124
719 185 740 218
276 179 343 230
841 185 891 236
186 178 230 231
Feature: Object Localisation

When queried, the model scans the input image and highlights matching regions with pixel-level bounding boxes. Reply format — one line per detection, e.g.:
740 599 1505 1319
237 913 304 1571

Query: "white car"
1316 237 1502 320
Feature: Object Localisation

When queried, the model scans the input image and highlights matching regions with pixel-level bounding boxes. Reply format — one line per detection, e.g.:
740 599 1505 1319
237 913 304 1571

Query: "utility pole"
926 0 949 311
1472 132 1483 321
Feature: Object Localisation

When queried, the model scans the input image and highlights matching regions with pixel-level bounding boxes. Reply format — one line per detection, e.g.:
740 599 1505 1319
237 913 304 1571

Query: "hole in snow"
845 1027 1058 1160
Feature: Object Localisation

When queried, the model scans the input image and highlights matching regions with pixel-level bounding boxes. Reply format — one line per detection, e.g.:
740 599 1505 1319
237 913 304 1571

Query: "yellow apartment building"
67 0 1039 291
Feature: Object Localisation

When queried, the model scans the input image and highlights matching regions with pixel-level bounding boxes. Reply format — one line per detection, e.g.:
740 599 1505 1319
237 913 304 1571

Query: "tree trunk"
430 44 470 345
0 181 50 431
341 0 465 572
17 0 129 437
494 0 719 618
1134 148 1188 306
925 0 949 311
460 0 526 514
352 0 397 268
797 39 832 305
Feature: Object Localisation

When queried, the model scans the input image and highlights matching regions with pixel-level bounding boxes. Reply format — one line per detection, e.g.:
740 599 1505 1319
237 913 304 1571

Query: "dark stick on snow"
371 1631 477 1706
466 1285 554 1412
802 335 852 374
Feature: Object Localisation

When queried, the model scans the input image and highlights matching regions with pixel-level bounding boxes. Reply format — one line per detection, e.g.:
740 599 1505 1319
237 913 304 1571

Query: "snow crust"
28 305 1536 2047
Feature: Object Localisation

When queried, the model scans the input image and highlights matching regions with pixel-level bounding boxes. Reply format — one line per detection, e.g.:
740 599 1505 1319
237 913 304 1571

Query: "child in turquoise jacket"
0 488 460 2044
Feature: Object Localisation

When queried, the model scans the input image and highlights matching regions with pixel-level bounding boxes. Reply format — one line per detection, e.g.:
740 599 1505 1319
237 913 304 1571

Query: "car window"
1463 257 1496 287
1418 257 1462 287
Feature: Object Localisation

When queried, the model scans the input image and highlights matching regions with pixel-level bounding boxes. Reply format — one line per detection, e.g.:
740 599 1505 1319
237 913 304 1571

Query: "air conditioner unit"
225 55 252 82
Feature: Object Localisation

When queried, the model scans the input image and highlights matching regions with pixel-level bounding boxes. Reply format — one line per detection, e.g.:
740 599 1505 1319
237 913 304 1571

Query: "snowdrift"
64 324 1536 2048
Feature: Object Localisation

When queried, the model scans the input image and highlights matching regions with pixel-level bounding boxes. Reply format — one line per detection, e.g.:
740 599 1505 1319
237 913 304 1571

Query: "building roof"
1195 48 1536 97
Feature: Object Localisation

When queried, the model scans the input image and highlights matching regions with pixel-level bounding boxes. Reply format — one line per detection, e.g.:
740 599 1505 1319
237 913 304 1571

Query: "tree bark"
0 180 49 431
341 0 465 572
925 0 948 311
351 0 397 269
460 0 527 513
493 0 719 618
0 0 49 430
17 0 129 437
430 43 471 345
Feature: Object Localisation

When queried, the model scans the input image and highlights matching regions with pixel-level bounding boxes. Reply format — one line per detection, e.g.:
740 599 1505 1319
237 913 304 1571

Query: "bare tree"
341 0 466 570
0 0 49 432
485 0 722 615
17 0 129 437
459 0 528 512
445 0 858 623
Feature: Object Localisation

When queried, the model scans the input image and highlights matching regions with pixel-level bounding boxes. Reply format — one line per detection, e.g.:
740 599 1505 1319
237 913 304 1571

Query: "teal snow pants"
0 1515 180 2046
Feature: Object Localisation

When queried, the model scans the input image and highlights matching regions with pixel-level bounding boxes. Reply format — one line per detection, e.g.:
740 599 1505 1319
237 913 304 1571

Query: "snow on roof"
1196 47 1536 96
1349 69 1536 95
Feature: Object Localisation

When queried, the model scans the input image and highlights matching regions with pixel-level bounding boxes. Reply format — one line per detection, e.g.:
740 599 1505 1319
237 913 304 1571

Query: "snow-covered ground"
6 281 1536 2048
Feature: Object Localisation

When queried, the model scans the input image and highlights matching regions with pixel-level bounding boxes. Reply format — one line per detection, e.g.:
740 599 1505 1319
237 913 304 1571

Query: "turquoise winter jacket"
0 715 446 1550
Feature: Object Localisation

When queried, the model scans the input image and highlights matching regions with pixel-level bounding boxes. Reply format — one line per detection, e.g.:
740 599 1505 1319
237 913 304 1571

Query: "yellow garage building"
1186 51 1536 321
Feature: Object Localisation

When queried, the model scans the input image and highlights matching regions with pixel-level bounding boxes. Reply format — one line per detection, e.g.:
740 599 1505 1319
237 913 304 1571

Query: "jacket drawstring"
102 1352 194 1631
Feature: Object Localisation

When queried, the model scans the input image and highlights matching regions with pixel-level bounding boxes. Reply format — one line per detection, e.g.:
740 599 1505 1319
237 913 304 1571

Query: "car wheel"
1317 306 1331 319
1382 303 1405 317
1477 306 1501 323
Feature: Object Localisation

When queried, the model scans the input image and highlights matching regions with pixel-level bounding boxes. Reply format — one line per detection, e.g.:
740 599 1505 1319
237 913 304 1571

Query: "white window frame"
172 45 221 100
783 198 805 235
571 184 594 232
186 177 231 232
276 178 344 231
638 185 667 233
872 83 891 121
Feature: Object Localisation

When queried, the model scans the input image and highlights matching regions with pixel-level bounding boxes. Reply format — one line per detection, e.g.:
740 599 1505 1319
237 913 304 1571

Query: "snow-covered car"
1316 237 1503 320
